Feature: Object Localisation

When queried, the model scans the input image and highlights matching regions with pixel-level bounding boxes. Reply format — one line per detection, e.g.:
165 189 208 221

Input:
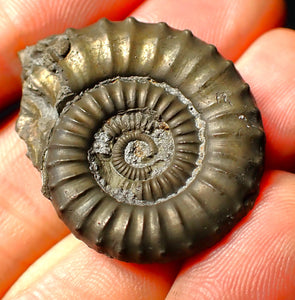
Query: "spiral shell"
16 18 265 263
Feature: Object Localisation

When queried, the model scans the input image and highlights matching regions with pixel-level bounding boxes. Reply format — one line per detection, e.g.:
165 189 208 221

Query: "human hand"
1 0 295 299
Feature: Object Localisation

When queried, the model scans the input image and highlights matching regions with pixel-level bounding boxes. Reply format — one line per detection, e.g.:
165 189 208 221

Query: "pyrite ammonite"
16 17 265 263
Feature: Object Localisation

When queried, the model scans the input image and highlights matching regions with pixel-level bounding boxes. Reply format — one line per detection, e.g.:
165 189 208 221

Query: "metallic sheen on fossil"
16 18 265 263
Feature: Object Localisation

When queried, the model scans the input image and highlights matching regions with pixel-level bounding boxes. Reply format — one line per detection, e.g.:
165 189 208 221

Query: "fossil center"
86 77 206 205
88 109 176 204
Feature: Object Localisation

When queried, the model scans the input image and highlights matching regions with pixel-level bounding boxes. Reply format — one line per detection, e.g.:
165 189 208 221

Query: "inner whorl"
85 76 206 205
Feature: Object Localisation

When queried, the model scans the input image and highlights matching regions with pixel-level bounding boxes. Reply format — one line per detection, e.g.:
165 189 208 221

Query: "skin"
0 0 294 299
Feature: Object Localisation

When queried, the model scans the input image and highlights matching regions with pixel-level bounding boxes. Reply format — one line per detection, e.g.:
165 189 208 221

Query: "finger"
0 117 69 297
167 171 295 299
236 28 295 171
4 235 179 300
0 0 144 110
132 0 285 61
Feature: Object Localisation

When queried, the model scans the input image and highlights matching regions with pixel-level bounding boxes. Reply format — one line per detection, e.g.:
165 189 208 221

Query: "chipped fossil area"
16 33 74 170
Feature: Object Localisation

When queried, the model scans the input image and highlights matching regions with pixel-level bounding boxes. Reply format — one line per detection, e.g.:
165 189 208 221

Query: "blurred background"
286 0 295 28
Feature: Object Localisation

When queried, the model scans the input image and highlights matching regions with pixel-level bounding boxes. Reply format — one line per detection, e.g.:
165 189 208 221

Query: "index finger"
0 0 144 111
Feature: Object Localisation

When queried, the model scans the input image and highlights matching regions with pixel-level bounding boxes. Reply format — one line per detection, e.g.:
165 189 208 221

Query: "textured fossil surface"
16 18 265 263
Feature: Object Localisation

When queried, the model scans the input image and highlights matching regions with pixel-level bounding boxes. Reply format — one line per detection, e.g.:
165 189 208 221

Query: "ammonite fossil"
16 17 265 263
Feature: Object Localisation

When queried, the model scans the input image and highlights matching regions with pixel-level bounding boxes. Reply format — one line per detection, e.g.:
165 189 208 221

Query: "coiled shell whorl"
16 18 265 263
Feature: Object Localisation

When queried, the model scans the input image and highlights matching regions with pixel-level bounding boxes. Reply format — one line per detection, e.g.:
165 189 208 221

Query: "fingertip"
237 28 295 171
167 171 295 299
4 235 179 300
132 0 285 60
